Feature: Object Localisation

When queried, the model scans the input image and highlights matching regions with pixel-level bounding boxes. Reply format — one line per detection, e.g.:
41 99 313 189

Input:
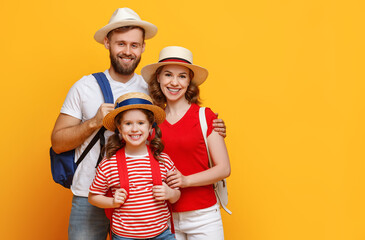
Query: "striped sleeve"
159 152 176 173
158 152 178 190
89 158 110 195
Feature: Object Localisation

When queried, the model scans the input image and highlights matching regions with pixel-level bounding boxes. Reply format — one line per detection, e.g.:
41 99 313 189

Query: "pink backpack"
104 147 174 235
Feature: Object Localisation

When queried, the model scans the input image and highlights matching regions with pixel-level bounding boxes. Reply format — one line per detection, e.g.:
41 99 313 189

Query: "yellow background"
0 0 364 239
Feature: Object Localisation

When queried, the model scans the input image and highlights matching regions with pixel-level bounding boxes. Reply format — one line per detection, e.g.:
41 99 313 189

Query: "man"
51 7 225 240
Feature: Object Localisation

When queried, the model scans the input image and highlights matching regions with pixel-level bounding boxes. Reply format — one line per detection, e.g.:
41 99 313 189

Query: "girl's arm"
88 188 128 208
166 130 231 188
152 182 181 204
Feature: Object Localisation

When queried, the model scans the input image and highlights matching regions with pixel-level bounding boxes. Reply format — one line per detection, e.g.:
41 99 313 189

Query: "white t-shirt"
60 70 148 197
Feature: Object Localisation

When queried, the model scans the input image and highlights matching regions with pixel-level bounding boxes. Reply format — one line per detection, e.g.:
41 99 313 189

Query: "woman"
141 46 231 240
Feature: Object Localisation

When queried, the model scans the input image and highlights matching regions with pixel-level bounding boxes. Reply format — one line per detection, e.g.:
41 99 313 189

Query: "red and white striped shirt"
89 151 176 239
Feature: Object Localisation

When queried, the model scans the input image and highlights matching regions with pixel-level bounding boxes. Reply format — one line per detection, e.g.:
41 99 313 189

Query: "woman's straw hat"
103 92 166 131
141 46 208 86
94 8 157 44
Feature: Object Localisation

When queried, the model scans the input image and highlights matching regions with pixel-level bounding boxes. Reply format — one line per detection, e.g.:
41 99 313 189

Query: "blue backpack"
50 72 114 188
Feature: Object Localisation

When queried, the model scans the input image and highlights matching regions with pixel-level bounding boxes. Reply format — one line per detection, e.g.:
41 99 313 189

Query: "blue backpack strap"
92 72 114 104
91 72 115 167
50 72 115 188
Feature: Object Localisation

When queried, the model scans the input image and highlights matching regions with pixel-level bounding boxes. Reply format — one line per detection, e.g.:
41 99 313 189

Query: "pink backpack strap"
116 148 130 195
107 147 175 235
104 148 130 238
147 147 175 234
147 147 162 186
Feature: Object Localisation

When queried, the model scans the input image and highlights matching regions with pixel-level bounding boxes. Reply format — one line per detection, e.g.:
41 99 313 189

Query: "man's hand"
213 113 226 138
93 103 115 128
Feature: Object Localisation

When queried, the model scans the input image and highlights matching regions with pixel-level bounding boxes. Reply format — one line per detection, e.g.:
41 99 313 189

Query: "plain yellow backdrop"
1 0 365 239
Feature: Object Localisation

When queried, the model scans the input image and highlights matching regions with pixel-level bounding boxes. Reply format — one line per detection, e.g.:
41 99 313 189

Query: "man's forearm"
51 114 100 153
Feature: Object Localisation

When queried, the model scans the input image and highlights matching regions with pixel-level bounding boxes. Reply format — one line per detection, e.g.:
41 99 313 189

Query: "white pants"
171 204 224 240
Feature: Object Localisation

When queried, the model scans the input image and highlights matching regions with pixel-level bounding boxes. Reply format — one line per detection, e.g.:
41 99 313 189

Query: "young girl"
88 92 180 240
141 46 231 240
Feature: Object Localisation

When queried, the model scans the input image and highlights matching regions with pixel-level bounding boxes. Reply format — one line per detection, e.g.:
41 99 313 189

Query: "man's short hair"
107 26 146 41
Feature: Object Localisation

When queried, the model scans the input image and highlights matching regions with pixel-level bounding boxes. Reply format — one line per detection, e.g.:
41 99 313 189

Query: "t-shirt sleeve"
160 153 179 190
205 107 218 137
89 163 108 195
160 153 176 172
60 78 86 120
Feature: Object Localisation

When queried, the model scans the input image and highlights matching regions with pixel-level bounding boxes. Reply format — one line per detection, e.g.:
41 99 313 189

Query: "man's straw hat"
94 8 157 44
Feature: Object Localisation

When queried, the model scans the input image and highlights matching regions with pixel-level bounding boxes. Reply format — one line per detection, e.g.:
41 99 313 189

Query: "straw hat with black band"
94 8 158 44
103 92 166 132
141 46 209 86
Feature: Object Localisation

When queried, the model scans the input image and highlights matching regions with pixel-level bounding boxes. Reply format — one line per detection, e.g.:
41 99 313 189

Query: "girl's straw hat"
141 46 209 86
94 8 158 44
103 92 166 131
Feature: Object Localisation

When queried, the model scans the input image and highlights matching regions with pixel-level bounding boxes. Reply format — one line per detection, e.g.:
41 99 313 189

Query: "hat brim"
103 104 166 132
94 20 158 44
141 62 209 86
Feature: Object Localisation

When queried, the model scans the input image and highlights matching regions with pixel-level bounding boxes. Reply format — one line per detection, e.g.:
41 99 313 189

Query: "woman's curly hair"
148 65 201 108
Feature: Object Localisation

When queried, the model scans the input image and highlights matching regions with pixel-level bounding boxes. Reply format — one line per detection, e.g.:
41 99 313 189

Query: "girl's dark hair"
148 65 201 109
104 109 164 160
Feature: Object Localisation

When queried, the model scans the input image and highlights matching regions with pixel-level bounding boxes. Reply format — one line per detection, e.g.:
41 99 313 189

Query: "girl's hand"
113 188 128 208
166 169 188 188
152 182 174 201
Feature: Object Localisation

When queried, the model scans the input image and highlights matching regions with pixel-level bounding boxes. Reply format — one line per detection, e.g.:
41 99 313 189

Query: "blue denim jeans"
68 195 110 240
112 228 175 240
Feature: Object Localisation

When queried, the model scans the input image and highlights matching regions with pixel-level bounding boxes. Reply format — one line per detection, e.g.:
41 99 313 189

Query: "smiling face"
116 109 152 153
157 64 192 103
104 28 145 76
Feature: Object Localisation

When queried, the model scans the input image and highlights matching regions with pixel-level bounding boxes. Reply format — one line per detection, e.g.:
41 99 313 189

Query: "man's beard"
110 53 141 76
